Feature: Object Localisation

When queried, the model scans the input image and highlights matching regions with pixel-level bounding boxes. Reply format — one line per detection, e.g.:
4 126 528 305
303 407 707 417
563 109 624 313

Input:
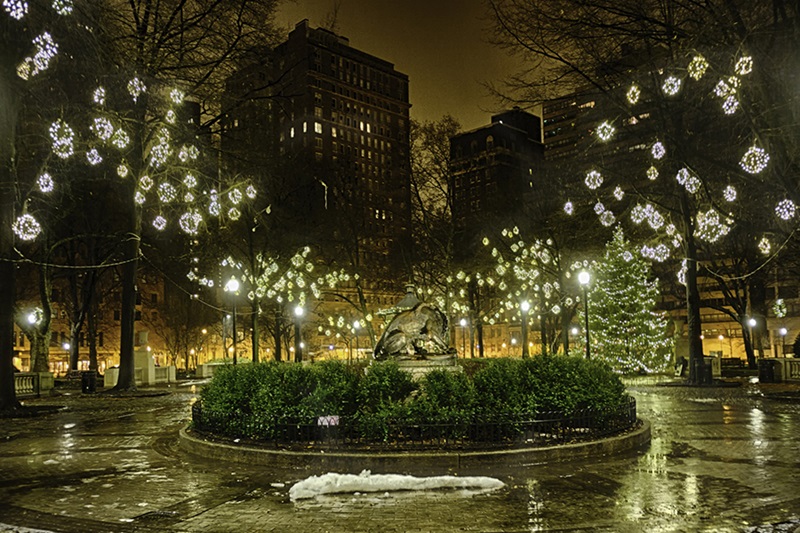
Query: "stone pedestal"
396 355 461 380
134 349 156 385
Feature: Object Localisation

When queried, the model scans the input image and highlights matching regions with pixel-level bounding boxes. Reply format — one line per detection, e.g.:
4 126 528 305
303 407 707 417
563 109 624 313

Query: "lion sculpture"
373 303 455 360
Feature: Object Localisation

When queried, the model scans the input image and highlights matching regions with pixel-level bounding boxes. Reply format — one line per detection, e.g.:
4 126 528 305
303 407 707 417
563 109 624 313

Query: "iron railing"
14 372 41 399
191 396 638 451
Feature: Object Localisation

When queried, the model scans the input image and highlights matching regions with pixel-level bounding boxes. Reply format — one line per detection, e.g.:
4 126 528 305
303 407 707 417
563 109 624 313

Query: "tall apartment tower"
222 20 412 272
449 108 545 247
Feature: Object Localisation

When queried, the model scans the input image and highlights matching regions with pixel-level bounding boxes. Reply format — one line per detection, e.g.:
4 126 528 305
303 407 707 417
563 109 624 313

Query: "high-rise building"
222 20 412 273
449 107 545 245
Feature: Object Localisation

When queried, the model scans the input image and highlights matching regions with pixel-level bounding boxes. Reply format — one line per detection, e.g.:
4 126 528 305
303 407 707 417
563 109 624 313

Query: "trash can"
81 370 97 393
702 359 713 384
758 359 775 383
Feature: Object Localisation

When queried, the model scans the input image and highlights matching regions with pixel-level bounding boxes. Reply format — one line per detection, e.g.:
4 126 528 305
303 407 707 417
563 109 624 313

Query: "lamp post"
780 327 788 357
520 301 530 358
353 320 360 362
579 271 591 359
224 277 240 365
294 305 304 363
459 318 467 358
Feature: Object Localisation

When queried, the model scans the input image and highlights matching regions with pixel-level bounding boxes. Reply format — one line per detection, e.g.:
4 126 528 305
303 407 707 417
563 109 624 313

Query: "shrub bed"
197 356 629 444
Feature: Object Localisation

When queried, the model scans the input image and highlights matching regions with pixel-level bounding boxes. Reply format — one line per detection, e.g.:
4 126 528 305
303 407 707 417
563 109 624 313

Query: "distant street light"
294 305 304 363
224 277 240 365
579 271 591 359
459 318 467 358
353 320 360 361
520 301 530 358
780 327 788 357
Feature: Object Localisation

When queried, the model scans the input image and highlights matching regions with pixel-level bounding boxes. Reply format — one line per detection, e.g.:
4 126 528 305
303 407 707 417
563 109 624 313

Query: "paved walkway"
0 378 798 532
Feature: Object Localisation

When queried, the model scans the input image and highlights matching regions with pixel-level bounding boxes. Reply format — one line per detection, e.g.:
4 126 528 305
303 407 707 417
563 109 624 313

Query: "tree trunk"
69 323 81 370
273 310 282 361
0 49 20 410
251 300 259 363
87 301 98 371
685 244 706 384
114 203 141 391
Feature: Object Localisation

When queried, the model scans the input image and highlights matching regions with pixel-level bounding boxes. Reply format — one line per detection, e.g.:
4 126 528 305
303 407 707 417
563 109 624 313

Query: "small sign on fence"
317 415 340 427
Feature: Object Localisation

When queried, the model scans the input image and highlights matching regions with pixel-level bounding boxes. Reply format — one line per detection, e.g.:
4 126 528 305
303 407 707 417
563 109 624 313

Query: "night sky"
276 0 520 131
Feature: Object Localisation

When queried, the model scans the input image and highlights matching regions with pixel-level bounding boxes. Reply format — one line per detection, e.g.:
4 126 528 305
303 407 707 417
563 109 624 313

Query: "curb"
178 418 651 472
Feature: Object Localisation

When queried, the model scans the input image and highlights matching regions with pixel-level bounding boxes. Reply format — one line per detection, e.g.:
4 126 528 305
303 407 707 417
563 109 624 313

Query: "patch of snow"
0 524 56 533
289 470 504 501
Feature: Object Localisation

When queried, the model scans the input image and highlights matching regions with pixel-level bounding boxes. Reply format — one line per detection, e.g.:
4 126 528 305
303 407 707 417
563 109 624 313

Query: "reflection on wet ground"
0 377 798 532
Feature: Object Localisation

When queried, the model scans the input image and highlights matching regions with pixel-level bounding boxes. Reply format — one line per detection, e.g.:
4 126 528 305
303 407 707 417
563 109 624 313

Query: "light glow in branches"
627 85 640 104
563 201 574 215
662 76 681 95
3 0 27 19
676 168 700 194
735 56 753 75
52 0 73 15
93 87 105 105
775 199 796 220
127 77 146 102
179 211 202 234
246 185 257 199
647 166 659 180
687 55 709 80
38 173 54 192
596 121 615 141
740 146 769 174
86 148 102 165
695 209 731 242
651 142 665 160
613 186 624 200
585 170 603 189
91 117 114 140
49 119 74 158
758 237 771 255
153 215 167 231
723 185 737 202
12 214 41 240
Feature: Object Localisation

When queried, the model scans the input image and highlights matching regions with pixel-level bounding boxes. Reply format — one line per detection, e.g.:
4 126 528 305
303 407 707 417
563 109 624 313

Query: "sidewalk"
0 378 798 532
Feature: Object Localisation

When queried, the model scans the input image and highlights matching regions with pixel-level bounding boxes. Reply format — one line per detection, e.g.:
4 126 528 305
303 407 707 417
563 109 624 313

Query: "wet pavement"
0 377 799 532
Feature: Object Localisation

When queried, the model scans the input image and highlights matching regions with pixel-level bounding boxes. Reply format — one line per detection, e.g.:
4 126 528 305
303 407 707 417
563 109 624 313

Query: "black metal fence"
191 396 638 451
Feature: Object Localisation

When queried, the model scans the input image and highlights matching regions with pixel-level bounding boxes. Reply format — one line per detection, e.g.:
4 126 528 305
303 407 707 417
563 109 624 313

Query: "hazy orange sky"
275 0 521 131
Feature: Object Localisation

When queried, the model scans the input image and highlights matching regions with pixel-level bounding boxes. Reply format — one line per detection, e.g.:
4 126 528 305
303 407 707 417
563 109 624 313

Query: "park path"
0 378 798 532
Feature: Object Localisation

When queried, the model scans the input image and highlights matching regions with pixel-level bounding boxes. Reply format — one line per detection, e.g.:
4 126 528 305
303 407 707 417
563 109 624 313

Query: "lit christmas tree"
585 227 673 373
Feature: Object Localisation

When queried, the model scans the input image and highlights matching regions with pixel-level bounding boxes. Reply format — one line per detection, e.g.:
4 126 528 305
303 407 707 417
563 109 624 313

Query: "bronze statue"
373 303 455 360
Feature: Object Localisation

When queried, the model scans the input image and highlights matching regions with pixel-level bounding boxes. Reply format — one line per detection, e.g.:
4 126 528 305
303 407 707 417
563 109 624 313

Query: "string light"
157 182 177 203
740 146 769 174
229 188 243 205
91 117 114 140
627 85 640 104
184 192 195 203
49 119 74 158
735 56 753 75
134 191 146 204
594 202 605 215
150 129 171 167
117 164 128 178
775 199 796 220
723 185 737 202
662 76 681 95
758 236 771 255
86 148 102 165
139 175 153 191
170 89 184 104
613 186 624 200
38 173 54 192
228 207 241 221
585 170 603 189
651 142 665 160
3 0 28 19
596 121 615 141
695 209 730 242
111 129 129 149
179 211 202 234
153 216 167 231
640 243 670 262
722 96 739 115
687 55 709 80
184 174 197 188
12 214 41 241
647 166 659 180
52 0 73 15
676 168 700 194
246 185 257 199
93 87 105 105
715 77 739 98
600 211 616 226
563 201 574 215
128 77 146 102
165 110 176 124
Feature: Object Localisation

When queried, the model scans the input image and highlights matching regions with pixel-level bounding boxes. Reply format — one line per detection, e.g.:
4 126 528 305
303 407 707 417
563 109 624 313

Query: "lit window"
315 122 323 134
290 127 295 138
332 127 337 138
303 122 307 133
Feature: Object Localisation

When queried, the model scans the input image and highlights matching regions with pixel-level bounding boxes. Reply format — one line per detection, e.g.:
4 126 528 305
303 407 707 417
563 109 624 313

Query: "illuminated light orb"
246 185 257 199
52 0 73 15
134 191 146 204
184 174 197 188
722 96 739 115
758 236 771 255
740 146 769 174
3 0 28 19
178 145 199 162
157 182 177 203
179 212 203 235
38 173 54 192
599 211 616 227
208 200 220 216
229 188 243 205
170 89 184 104
695 209 731 243
93 87 105 105
773 298 787 318
651 142 666 160
631 204 647 224
152 215 167 231
641 243 670 262
117 164 128 178
613 186 624 200
666 224 677 236
127 77 146 102
563 201 574 215
86 148 102 165
139 175 153 191
676 168 700 194
184 192 195 203
49 119 74 159
596 121 615 142
91 117 114 140
594 202 605 215
228 207 241 221
111 128 129 149
647 166 659 180
735 56 753 76
687 55 709 80
715 76 739 98
723 185 737 202
482 237 489 246
622 251 634 262
662 76 681 95
22 32 58 79
775 199 796 220
585 170 603 190
626 84 641 104
647 209 664 230
12 214 41 241
165 110 176 124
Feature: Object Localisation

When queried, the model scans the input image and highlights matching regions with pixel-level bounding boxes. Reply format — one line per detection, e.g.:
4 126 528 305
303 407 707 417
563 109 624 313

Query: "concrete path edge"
178 418 651 472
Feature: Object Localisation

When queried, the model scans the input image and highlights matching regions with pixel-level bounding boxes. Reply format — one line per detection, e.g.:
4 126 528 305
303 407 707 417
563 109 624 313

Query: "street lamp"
353 320 360 361
459 318 467 358
578 271 591 359
520 300 530 358
224 277 240 365
780 327 788 357
718 334 724 357
294 305 304 363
